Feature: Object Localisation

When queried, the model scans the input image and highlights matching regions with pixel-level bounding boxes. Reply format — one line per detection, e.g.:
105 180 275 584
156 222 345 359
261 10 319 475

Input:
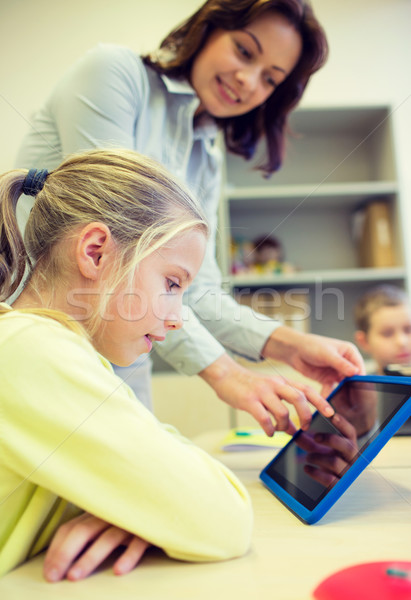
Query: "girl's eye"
167 278 180 292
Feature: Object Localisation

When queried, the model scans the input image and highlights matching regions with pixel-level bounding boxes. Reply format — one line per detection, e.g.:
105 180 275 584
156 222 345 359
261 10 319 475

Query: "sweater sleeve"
0 314 253 562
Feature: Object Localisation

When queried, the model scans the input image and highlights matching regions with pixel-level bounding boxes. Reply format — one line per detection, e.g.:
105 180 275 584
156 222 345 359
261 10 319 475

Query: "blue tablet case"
259 375 411 524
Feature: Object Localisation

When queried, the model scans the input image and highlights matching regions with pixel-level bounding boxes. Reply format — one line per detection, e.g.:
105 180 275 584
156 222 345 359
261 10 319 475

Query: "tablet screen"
263 380 410 510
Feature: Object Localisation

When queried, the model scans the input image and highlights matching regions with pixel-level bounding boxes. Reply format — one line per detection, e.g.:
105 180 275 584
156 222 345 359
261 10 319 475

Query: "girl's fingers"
113 536 150 575
43 512 150 582
43 514 109 582
66 527 131 581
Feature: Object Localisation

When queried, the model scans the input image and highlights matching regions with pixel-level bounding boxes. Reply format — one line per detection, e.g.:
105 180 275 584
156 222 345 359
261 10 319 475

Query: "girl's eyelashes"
166 278 181 291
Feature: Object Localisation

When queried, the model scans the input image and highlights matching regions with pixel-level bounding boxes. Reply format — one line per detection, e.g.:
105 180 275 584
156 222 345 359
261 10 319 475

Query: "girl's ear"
76 222 115 281
354 330 370 354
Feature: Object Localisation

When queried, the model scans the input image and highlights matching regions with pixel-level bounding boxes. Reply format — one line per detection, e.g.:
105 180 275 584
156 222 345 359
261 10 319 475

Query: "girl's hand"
43 512 149 582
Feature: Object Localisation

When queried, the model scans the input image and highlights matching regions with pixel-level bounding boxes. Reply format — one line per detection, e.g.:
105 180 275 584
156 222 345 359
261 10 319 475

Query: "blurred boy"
354 285 411 375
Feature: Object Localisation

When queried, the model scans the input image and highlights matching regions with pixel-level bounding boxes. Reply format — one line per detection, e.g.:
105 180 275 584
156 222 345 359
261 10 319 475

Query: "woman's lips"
216 76 240 104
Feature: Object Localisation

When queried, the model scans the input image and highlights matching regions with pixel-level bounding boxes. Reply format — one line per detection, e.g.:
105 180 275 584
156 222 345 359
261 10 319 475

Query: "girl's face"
191 12 302 118
93 229 206 366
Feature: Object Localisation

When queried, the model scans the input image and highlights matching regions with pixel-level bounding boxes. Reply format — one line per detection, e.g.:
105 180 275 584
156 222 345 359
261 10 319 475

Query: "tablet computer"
259 375 411 524
383 365 411 435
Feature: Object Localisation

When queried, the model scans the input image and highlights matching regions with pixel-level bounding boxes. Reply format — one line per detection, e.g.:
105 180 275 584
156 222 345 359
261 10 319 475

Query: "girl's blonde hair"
0 149 208 332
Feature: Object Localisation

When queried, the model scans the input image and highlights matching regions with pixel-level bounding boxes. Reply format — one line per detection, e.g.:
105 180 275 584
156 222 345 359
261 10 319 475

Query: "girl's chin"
103 343 150 367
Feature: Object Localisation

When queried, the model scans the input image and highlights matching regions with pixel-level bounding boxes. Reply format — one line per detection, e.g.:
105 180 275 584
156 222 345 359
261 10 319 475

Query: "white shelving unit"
219 105 408 343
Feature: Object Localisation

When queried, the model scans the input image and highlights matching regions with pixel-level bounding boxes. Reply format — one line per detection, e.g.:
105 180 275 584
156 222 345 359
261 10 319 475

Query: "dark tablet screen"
264 380 410 510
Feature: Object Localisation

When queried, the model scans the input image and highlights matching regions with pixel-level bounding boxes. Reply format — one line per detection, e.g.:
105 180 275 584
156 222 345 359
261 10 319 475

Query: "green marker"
386 567 411 580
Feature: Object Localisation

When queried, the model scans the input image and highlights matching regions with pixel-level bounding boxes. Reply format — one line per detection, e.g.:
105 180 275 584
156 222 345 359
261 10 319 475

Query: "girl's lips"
144 335 153 352
144 334 165 351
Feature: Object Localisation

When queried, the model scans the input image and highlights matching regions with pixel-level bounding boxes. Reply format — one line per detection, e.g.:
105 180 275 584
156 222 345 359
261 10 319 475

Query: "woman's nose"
235 66 260 91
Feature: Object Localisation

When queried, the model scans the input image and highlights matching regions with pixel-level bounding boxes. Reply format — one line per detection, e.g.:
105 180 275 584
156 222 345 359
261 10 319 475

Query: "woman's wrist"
198 353 237 386
261 326 306 364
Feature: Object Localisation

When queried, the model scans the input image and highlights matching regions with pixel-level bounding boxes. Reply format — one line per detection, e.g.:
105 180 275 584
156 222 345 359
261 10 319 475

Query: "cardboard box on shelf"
352 200 396 268
235 289 311 333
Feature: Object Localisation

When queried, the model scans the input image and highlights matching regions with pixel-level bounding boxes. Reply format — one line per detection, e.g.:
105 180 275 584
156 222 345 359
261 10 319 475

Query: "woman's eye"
236 42 251 59
265 75 277 89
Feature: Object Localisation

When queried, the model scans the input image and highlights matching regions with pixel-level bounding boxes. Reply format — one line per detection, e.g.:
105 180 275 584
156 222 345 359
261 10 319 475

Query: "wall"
0 0 202 172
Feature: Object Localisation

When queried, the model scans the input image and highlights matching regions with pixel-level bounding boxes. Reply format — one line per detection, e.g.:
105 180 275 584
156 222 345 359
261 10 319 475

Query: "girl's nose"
165 314 183 331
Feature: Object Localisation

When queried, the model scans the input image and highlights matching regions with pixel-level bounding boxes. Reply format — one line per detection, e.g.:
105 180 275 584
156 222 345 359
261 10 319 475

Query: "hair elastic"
22 168 49 197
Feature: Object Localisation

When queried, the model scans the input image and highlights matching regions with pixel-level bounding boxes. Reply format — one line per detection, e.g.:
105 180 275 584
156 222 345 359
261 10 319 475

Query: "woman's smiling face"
191 12 302 118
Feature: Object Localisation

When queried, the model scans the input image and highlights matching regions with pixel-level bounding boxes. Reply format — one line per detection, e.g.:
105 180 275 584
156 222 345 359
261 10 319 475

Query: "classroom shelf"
218 105 408 343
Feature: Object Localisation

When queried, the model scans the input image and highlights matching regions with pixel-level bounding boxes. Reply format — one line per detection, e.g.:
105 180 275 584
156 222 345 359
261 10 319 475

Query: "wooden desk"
1 434 410 600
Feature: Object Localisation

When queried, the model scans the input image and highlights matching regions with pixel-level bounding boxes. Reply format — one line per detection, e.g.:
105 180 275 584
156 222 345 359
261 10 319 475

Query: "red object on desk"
313 561 411 599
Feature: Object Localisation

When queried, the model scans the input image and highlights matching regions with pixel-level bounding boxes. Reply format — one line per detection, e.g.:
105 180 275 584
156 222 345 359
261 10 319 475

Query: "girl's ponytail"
0 149 208 331
0 171 31 301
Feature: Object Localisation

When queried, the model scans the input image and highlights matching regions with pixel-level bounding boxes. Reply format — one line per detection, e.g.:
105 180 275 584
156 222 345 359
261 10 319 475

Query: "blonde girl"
0 149 254 581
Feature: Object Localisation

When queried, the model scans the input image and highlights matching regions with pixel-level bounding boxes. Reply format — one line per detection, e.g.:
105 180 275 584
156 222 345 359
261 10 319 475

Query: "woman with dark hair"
146 0 327 174
15 0 363 443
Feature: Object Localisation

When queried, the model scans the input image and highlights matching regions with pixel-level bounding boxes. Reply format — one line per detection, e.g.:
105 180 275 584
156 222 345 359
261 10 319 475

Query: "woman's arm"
14 44 142 171
50 44 142 153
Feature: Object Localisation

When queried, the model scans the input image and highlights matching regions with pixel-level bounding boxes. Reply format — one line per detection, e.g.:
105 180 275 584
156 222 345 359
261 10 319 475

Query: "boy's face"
356 304 411 372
